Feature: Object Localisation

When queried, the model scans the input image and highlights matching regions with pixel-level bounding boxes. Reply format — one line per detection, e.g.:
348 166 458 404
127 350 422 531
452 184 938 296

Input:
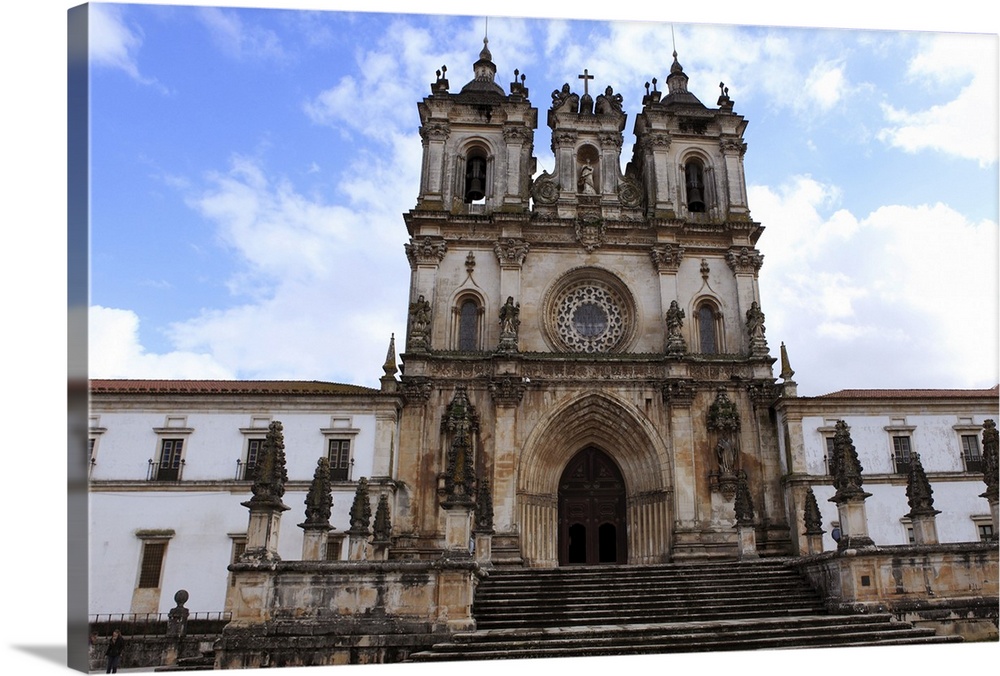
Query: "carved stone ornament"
595 85 624 115
497 296 521 353
531 171 559 205
650 244 684 273
441 387 478 505
726 247 764 276
664 300 687 355
474 477 495 533
744 301 769 357
734 473 755 526
981 419 999 502
551 129 579 147
905 452 941 518
618 174 643 208
404 236 448 268
574 216 606 253
550 83 580 114
419 121 450 141
400 377 433 405
348 476 372 535
494 238 530 267
372 494 392 544
301 457 333 527
488 375 526 406
661 379 696 405
720 138 747 156
829 420 872 504
707 389 741 477
502 125 532 143
407 294 432 352
803 487 825 535
245 421 289 507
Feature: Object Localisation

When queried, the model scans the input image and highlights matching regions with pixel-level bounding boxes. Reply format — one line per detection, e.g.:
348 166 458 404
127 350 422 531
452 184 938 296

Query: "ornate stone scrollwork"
618 174 643 208
418 121 450 141
400 377 433 405
661 379 696 406
405 236 448 268
725 246 764 276
441 386 479 505
494 238 530 267
551 129 578 147
720 138 747 156
650 244 684 273
503 125 533 143
488 375 526 406
530 171 559 205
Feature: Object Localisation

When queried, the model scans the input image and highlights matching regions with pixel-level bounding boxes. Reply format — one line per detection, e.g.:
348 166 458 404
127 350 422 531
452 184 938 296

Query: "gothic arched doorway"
558 447 627 565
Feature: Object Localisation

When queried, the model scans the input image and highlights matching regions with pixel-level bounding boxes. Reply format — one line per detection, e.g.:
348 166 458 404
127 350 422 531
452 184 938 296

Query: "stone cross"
578 69 593 97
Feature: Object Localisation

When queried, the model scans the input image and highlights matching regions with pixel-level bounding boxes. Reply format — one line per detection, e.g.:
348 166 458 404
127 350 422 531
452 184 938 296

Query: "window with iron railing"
137 541 167 588
328 439 353 481
236 438 264 480
891 435 912 474
150 439 185 481
961 434 984 473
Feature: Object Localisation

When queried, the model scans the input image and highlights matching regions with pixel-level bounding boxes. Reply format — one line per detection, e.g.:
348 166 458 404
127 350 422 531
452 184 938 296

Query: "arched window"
684 160 707 213
464 150 488 203
457 298 480 351
697 301 721 354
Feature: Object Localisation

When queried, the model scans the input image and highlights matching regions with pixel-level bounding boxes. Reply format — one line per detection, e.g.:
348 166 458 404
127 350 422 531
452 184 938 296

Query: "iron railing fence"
89 611 231 636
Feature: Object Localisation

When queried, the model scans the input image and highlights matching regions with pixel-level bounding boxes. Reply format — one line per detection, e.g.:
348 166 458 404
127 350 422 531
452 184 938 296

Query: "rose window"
553 283 629 353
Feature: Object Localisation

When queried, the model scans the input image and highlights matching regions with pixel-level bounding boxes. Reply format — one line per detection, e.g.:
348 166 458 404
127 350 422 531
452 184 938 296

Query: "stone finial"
829 420 871 504
734 474 755 526
246 421 288 506
905 452 940 518
302 457 333 527
779 342 795 381
382 333 397 378
348 477 372 535
664 300 687 355
803 487 825 535
372 494 392 543
474 477 495 534
982 419 999 502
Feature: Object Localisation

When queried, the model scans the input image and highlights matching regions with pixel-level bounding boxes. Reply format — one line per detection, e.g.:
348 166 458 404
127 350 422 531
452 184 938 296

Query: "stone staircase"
409 559 961 661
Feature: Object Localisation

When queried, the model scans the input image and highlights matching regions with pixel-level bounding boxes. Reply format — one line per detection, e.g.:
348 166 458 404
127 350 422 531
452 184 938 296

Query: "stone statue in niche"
497 296 520 353
578 160 597 194
707 388 741 486
745 301 769 356
408 295 432 350
665 300 687 355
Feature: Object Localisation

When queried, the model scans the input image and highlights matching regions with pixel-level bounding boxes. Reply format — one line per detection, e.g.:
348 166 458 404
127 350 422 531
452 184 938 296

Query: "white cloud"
877 33 998 166
89 306 234 379
88 4 151 84
804 60 847 111
754 177 998 394
196 7 288 62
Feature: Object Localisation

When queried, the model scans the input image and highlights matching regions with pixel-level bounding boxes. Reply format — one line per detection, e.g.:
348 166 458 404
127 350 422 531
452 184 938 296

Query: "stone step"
409 616 960 662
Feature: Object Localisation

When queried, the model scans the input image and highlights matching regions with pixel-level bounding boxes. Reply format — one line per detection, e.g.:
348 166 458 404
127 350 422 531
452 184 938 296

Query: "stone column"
473 477 495 565
828 421 874 551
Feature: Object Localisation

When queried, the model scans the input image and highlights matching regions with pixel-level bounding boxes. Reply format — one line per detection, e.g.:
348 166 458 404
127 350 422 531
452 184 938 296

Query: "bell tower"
394 40 791 565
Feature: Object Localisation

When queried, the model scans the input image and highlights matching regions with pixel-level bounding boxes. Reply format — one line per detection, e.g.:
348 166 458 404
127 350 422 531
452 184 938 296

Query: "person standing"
105 629 125 673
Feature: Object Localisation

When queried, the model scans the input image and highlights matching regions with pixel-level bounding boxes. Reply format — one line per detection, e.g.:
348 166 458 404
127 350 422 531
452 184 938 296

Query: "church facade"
87 40 998 633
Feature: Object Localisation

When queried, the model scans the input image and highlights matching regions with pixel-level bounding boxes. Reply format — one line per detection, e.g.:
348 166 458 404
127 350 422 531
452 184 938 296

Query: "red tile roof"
815 385 999 399
89 379 379 395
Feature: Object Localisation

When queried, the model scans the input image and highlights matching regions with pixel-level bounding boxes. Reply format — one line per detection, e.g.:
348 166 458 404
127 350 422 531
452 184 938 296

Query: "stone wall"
216 558 482 668
793 541 999 641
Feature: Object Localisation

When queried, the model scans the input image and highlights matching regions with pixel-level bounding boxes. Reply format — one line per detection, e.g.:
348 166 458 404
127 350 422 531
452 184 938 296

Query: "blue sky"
1 2 997 674
83 2 998 396
82 3 999 396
